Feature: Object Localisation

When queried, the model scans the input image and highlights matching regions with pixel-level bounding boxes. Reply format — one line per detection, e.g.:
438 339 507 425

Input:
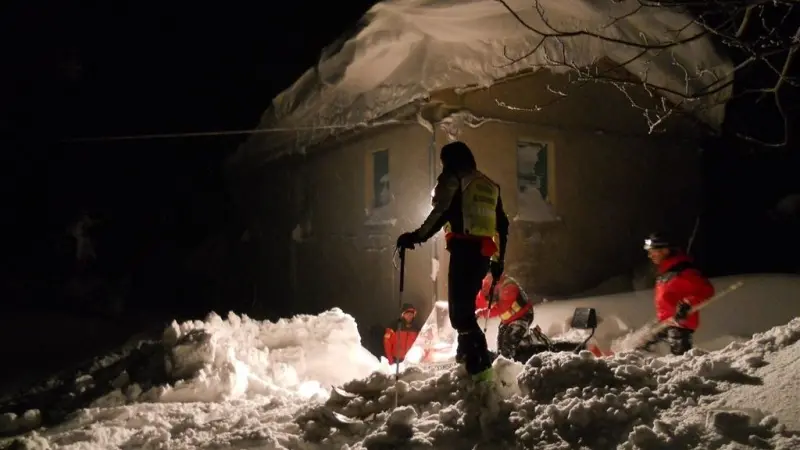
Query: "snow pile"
155 308 382 403
294 320 800 449
705 323 800 432
0 309 383 439
235 0 734 163
5 301 800 449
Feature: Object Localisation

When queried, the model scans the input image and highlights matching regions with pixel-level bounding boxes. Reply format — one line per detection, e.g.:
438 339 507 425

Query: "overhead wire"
60 123 361 143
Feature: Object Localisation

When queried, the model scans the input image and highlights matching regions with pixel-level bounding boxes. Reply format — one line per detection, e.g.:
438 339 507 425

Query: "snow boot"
471 367 493 384
466 367 505 441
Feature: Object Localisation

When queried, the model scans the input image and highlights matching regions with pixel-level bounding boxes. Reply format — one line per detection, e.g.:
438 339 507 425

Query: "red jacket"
383 322 419 364
475 274 530 325
655 253 715 330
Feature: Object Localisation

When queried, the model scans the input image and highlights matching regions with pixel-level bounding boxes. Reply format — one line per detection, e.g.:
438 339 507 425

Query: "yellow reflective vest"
443 170 500 239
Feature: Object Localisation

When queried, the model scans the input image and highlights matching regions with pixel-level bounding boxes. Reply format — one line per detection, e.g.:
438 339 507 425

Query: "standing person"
639 232 715 355
383 303 420 365
396 141 510 383
475 271 540 362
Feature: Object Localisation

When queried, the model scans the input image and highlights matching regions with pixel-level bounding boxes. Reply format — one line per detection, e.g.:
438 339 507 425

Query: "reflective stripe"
499 299 524 321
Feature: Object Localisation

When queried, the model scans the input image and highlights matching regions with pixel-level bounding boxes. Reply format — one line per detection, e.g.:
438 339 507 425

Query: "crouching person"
640 232 715 355
474 271 539 362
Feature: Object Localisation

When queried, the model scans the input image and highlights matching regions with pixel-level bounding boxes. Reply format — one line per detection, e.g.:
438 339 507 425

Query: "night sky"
1 1 798 324
1 1 377 317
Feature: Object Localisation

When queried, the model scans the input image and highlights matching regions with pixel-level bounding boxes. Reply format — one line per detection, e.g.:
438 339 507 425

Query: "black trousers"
447 239 492 376
642 326 694 356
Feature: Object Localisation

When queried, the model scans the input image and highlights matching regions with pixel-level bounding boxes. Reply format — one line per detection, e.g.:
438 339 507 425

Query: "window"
373 149 390 209
515 140 557 222
365 148 396 225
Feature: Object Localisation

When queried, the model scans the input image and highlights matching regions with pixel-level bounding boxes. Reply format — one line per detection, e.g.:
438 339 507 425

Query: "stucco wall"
424 69 702 296
436 122 700 297
254 124 441 333
233 69 704 335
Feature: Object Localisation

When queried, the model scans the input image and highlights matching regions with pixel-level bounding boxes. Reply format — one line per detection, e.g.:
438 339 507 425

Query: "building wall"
424 69 703 296
234 69 704 337
248 124 441 335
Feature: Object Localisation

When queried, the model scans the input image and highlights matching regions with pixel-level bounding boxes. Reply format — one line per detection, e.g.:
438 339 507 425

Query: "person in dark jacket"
384 303 420 364
640 232 715 355
396 141 510 382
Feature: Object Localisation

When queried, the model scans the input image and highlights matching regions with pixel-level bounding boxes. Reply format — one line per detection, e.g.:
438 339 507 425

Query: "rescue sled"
496 307 600 363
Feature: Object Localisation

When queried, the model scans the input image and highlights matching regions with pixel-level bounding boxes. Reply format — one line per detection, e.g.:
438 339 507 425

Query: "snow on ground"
0 309 386 443
707 333 800 433
403 274 800 362
528 274 800 354
2 274 800 449
235 0 734 163
155 308 381 403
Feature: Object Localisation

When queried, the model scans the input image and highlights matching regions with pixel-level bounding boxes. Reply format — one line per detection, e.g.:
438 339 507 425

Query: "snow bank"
285 319 800 449
235 0 734 163
0 308 383 438
709 327 800 433
401 274 800 364
5 310 800 449
532 274 800 354
156 308 382 402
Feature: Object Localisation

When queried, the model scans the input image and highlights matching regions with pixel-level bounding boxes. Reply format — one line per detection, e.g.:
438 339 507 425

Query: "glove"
674 301 691 322
475 307 488 318
396 232 419 250
489 260 504 280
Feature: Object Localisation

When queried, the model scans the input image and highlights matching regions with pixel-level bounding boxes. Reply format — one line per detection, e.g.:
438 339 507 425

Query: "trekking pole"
687 215 700 255
482 276 498 333
393 246 406 409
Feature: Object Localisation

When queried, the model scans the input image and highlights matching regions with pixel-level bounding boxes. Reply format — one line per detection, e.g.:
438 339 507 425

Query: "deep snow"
402 274 800 365
235 0 734 163
2 275 800 449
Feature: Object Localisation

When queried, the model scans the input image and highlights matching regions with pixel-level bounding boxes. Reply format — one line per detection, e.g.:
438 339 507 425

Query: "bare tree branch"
493 0 799 147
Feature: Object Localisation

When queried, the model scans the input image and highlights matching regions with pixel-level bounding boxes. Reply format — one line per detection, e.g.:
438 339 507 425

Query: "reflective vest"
476 275 531 325
444 170 500 239
497 277 530 323
499 296 530 322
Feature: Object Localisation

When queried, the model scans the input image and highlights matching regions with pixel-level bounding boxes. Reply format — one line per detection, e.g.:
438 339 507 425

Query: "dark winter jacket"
412 142 509 259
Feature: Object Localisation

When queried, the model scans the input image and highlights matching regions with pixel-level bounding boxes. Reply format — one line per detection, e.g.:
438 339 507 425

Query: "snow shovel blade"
320 408 361 427
330 385 357 400
326 385 358 407
617 280 745 352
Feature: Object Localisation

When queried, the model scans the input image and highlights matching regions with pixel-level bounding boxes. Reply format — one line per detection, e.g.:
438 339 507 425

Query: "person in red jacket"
639 232 715 355
474 272 539 361
383 303 420 364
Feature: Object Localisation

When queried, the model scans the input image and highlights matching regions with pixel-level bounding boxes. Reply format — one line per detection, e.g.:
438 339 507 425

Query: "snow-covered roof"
239 0 735 163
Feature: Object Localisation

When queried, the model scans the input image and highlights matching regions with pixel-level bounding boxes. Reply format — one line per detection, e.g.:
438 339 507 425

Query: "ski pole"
393 246 406 409
482 276 498 333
